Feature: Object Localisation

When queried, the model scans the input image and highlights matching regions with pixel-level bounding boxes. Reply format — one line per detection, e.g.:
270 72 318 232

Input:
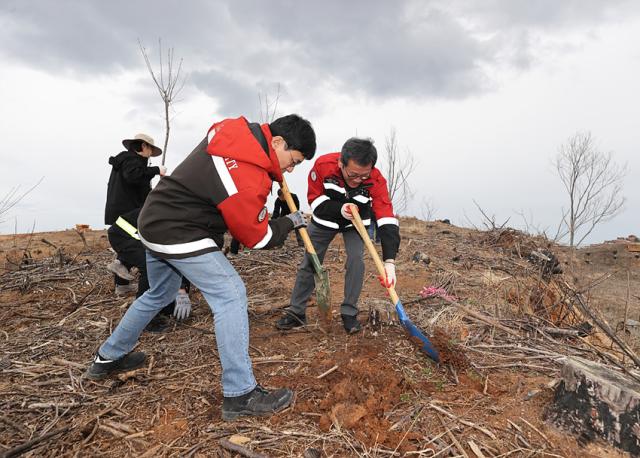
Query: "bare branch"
463 208 480 230
138 38 186 165
515 208 551 238
380 128 417 215
0 177 44 224
472 199 510 230
258 83 281 123
551 208 570 243
419 196 437 221
554 131 626 247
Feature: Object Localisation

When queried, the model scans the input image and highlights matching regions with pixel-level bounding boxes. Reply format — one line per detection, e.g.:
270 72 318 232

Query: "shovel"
279 178 331 321
349 205 440 363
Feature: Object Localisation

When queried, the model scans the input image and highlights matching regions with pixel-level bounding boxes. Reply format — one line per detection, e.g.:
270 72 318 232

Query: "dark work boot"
341 314 362 334
145 314 170 333
222 385 293 421
275 310 306 330
84 352 146 380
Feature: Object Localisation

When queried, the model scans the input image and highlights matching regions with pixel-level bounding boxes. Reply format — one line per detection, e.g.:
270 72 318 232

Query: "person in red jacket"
276 137 400 333
85 115 316 421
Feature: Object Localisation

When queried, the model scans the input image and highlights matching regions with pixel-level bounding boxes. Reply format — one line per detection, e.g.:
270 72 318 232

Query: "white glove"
173 290 192 320
378 261 396 288
341 203 354 220
158 165 167 176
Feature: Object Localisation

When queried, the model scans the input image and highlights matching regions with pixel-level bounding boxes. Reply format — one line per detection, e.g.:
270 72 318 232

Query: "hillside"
1 220 639 457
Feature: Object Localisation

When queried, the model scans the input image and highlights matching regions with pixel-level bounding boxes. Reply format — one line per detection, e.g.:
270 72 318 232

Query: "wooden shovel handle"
348 204 400 304
279 178 317 256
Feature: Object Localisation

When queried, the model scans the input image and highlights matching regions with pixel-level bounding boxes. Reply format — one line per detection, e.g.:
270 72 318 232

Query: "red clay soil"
429 327 470 371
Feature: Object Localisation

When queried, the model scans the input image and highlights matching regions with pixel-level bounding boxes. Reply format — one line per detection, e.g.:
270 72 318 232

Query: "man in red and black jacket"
85 114 316 421
276 137 400 333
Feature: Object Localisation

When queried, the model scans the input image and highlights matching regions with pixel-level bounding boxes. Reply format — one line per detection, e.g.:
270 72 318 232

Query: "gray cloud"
190 68 260 117
1 0 638 103
1 1 138 75
0 0 228 74
456 0 636 29
219 2 493 98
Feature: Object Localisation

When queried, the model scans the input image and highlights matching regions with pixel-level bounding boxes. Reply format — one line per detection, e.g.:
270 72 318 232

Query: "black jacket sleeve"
378 224 400 260
121 156 159 184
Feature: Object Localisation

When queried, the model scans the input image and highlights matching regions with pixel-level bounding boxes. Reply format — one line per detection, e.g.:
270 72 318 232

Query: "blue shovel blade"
395 300 440 363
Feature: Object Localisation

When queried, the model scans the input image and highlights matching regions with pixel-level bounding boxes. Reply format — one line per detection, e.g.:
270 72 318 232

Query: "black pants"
109 232 149 297
230 238 241 255
289 223 364 317
108 231 190 314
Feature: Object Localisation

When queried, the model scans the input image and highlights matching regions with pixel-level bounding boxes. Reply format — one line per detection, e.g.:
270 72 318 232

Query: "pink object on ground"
419 286 457 302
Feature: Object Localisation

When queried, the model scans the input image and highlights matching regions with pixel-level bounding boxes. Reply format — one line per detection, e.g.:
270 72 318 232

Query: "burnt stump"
546 357 640 454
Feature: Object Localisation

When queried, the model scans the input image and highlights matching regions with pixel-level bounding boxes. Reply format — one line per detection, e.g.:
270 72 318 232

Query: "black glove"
286 211 307 229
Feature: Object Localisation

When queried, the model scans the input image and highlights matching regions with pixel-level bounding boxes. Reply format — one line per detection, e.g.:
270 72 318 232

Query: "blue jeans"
367 219 380 243
99 251 256 397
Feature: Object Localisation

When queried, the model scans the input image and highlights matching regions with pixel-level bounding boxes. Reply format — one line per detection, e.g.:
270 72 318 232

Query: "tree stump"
546 357 640 454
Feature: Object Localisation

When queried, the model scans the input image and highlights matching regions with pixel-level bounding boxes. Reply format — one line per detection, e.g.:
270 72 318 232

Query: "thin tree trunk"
162 100 170 165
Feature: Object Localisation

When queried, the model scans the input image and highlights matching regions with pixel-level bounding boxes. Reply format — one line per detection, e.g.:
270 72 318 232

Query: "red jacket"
308 152 400 260
207 117 286 248
138 117 293 259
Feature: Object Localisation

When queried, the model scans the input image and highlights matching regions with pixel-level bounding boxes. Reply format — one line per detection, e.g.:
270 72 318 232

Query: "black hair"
127 140 145 153
269 114 316 160
340 137 377 167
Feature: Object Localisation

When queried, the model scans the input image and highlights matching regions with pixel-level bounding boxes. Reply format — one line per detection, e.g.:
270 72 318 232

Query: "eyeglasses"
287 146 303 167
342 165 371 180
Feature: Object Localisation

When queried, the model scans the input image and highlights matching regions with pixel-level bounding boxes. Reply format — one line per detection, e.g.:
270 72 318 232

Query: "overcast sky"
1 0 638 245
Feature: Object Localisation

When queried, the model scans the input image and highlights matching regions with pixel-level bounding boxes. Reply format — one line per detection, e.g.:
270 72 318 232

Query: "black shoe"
341 314 362 334
275 311 306 330
84 351 146 380
145 315 170 333
222 385 293 421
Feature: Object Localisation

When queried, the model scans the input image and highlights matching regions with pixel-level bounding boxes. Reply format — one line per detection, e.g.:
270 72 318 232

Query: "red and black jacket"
308 152 400 260
138 117 293 259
